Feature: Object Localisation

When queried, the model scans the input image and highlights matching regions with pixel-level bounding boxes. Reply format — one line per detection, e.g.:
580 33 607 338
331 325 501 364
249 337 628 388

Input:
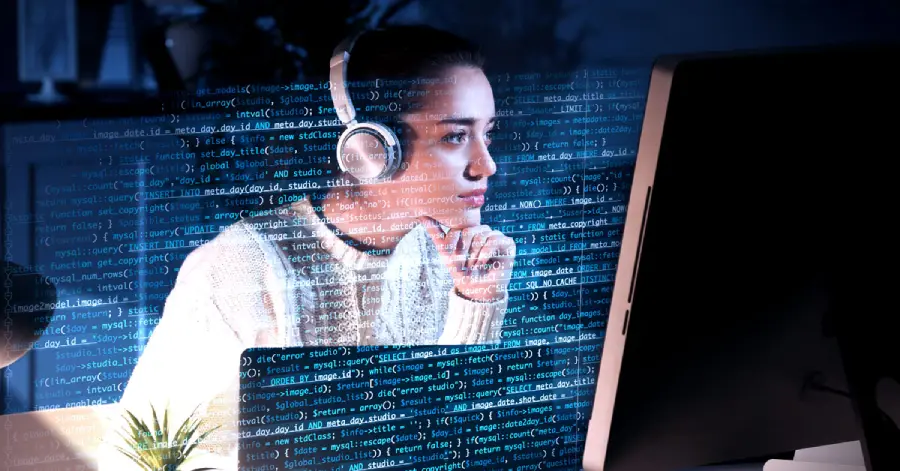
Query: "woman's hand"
419 216 516 302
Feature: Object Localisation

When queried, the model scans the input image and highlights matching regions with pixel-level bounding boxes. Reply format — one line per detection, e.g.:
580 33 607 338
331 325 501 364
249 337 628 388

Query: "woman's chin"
421 206 483 229
446 208 482 229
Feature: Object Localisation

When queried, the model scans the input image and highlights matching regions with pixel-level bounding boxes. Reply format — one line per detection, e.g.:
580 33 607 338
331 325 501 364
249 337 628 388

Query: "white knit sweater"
98 196 507 470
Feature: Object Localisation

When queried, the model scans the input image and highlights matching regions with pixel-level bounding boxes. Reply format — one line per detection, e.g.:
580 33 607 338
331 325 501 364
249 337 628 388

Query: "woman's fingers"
458 227 489 271
474 232 516 284
473 231 502 270
467 231 490 272
418 218 516 288
461 226 495 271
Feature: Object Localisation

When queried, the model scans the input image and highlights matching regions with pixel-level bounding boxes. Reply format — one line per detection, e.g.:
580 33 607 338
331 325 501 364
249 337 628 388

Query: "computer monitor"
583 43 900 471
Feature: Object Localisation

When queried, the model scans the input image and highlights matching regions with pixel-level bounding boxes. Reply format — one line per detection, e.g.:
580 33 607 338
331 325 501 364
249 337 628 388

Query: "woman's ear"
396 119 418 147
388 120 417 179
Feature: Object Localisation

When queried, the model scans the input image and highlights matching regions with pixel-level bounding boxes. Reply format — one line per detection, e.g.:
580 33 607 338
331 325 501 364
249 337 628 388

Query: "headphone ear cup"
336 121 402 182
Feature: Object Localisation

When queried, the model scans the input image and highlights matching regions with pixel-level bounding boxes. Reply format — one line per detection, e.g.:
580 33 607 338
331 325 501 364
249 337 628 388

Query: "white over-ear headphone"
329 29 403 183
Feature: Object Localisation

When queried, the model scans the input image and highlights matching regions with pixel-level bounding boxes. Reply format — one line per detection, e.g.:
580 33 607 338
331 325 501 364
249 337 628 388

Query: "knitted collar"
289 196 423 272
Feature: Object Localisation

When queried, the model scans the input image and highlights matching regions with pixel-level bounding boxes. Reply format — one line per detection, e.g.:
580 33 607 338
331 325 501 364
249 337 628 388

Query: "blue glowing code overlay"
3 66 646 413
239 342 600 470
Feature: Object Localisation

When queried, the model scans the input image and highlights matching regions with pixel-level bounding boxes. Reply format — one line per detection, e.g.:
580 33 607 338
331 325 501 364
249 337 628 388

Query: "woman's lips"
461 195 485 207
459 189 486 208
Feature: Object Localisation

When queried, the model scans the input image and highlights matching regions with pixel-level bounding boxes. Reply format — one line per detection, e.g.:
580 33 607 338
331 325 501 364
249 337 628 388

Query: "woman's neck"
319 187 415 252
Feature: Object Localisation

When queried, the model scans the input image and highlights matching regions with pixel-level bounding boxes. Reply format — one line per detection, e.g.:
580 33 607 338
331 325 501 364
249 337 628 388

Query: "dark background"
2 0 900 101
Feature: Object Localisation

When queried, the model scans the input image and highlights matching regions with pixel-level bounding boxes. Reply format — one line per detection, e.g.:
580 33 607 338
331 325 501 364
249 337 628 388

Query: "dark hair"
314 25 487 186
346 25 486 84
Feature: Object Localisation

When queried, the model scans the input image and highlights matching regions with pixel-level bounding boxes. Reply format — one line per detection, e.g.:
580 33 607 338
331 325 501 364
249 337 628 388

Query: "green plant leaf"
174 413 203 461
174 419 198 453
123 413 155 460
162 403 170 443
115 428 145 455
113 444 153 471
172 404 203 447
116 402 218 470
183 424 221 459
151 403 164 443
124 410 154 446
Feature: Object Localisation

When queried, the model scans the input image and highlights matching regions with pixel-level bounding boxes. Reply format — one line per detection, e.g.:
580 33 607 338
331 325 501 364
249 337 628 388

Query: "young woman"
101 25 515 469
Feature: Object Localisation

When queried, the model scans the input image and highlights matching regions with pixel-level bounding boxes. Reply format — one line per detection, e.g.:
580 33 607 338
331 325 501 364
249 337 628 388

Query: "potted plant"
113 401 220 471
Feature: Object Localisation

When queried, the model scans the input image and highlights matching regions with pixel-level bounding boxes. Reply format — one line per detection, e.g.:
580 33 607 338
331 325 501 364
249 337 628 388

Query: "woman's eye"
441 129 494 145
441 131 468 144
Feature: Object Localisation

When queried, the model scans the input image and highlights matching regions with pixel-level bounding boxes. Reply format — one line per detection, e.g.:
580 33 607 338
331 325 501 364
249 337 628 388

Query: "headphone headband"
330 29 381 125
330 28 401 184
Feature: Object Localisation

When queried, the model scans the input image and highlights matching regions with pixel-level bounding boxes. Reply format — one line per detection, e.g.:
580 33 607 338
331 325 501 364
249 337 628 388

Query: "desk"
0 407 798 471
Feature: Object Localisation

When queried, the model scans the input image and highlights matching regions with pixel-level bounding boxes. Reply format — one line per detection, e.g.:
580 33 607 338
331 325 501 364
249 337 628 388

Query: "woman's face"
393 66 498 229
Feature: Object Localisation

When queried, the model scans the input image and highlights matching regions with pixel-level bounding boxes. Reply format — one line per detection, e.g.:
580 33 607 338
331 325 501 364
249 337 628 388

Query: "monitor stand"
764 441 865 470
820 272 900 471
793 441 865 467
28 77 67 103
764 460 864 471
772 272 900 471
763 394 900 471
834 333 900 471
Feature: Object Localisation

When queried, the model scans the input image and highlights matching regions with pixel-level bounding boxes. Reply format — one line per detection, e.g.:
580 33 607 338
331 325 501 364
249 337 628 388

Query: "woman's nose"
465 143 497 179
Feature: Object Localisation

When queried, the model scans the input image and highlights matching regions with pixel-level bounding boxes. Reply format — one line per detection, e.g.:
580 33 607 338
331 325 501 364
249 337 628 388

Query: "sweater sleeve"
438 288 508 345
407 225 507 346
98 223 285 471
